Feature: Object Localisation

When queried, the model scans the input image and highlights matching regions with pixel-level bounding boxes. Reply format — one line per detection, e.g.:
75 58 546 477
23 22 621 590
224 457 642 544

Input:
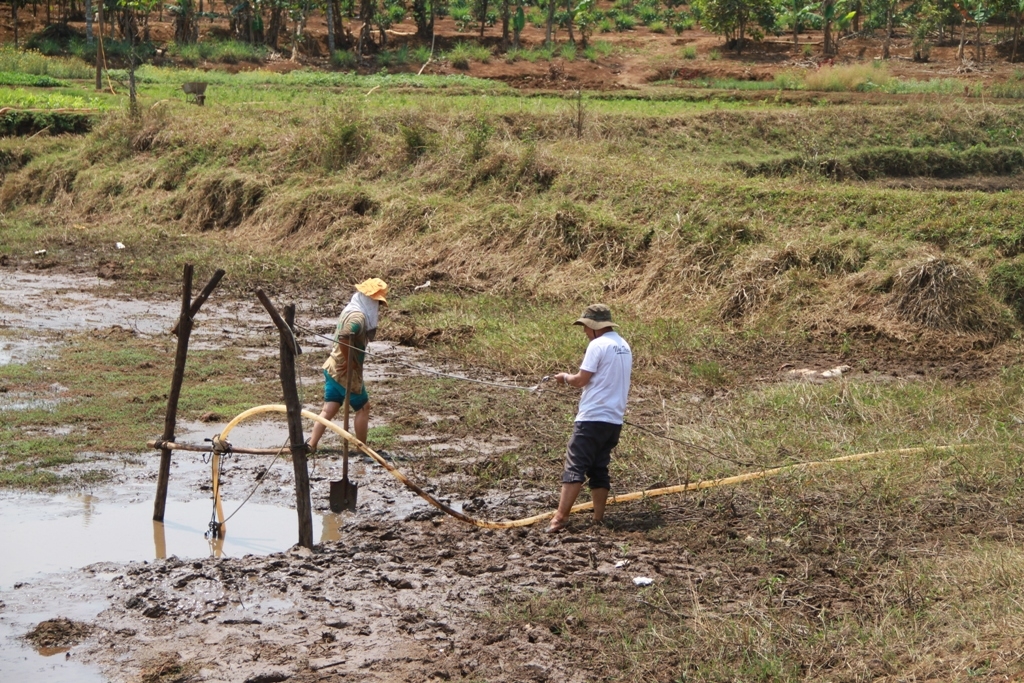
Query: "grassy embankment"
2 54 1024 680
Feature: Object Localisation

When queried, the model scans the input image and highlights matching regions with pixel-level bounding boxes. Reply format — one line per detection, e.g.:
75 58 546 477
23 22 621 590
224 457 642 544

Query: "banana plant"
575 0 596 47
512 4 525 47
817 0 855 54
952 0 992 62
781 0 816 46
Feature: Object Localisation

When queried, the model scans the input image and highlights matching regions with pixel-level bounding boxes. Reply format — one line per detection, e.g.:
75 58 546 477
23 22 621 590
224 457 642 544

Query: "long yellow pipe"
215 404 978 530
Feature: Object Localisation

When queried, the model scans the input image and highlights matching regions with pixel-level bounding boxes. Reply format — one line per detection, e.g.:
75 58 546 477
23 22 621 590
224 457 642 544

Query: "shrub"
467 117 493 161
593 40 615 57
682 45 697 59
332 49 358 69
400 123 429 160
598 17 615 32
527 7 546 27
709 49 721 60
378 47 410 68
321 120 363 170
649 20 667 32
450 5 473 30
615 13 636 30
559 43 577 61
412 45 433 63
638 6 659 24
165 40 264 65
447 41 490 69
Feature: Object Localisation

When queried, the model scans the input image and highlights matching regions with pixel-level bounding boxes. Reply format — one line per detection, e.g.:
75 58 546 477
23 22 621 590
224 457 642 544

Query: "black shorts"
561 421 621 490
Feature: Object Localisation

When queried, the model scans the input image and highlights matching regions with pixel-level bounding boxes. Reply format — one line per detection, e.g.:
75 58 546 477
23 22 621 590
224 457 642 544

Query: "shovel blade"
329 478 358 512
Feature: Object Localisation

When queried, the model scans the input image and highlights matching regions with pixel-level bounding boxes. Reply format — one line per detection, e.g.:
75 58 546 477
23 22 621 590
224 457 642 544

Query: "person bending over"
307 278 388 452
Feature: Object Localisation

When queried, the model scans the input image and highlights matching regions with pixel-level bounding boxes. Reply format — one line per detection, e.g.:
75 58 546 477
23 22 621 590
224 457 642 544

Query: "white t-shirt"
575 331 632 424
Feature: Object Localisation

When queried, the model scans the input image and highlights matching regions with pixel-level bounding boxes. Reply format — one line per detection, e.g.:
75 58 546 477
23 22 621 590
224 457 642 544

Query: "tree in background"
574 0 596 47
819 0 855 54
693 0 778 53
512 3 524 46
781 0 817 46
1009 0 1024 61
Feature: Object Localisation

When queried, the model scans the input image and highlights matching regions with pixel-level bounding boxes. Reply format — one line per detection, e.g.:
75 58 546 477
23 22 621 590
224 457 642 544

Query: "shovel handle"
341 342 353 481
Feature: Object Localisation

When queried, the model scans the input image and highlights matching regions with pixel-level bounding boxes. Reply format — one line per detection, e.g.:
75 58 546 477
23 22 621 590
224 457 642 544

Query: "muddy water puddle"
0 492 355 591
0 270 268 362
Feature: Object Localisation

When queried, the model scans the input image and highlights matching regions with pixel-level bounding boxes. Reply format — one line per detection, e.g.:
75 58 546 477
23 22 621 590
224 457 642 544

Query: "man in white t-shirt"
548 304 632 533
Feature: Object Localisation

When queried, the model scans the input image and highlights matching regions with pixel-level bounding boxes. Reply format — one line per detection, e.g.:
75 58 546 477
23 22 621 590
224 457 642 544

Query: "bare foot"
546 518 567 534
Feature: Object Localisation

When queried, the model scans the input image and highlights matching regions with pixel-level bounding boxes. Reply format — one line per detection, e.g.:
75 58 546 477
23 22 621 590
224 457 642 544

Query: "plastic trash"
633 576 653 586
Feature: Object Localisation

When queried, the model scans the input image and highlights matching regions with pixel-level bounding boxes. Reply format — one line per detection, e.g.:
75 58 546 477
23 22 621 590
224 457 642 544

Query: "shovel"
329 347 359 512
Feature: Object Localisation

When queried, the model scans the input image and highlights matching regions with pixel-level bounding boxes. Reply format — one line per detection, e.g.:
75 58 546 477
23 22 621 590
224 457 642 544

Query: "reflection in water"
153 520 167 559
320 512 343 543
0 495 332 590
77 494 98 526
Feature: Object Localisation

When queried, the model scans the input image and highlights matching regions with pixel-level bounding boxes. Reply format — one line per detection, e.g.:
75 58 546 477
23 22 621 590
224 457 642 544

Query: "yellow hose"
216 404 977 530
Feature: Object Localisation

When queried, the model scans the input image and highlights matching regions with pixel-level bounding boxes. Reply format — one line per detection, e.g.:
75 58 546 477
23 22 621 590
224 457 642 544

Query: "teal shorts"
323 370 369 411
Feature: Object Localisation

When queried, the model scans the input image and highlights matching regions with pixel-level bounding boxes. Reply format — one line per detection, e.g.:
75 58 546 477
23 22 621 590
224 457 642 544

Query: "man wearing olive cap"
307 278 388 453
548 304 632 533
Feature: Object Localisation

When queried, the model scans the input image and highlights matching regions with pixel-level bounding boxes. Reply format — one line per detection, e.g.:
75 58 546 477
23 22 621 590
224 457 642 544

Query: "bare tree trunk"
1012 14 1021 63
545 0 555 46
565 0 574 43
975 19 983 62
883 3 893 58
958 19 966 61
479 0 487 38
501 0 509 50
327 0 335 53
13 0 19 48
86 0 93 40
358 0 374 54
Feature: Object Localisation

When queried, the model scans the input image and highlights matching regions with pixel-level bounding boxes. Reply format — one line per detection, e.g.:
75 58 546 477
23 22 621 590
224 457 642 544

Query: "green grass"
0 87 104 110
166 39 268 65
445 41 492 69
0 331 283 489
0 71 65 87
0 46 94 79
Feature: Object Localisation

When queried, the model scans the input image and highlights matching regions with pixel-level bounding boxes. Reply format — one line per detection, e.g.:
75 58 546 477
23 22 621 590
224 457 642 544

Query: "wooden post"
256 289 313 548
171 268 225 336
153 266 225 522
154 264 193 523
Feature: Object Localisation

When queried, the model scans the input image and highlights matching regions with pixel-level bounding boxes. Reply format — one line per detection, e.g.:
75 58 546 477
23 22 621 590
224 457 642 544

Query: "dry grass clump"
139 652 200 683
889 257 1004 333
177 170 266 231
24 617 91 649
723 247 803 319
809 237 871 276
804 62 892 92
